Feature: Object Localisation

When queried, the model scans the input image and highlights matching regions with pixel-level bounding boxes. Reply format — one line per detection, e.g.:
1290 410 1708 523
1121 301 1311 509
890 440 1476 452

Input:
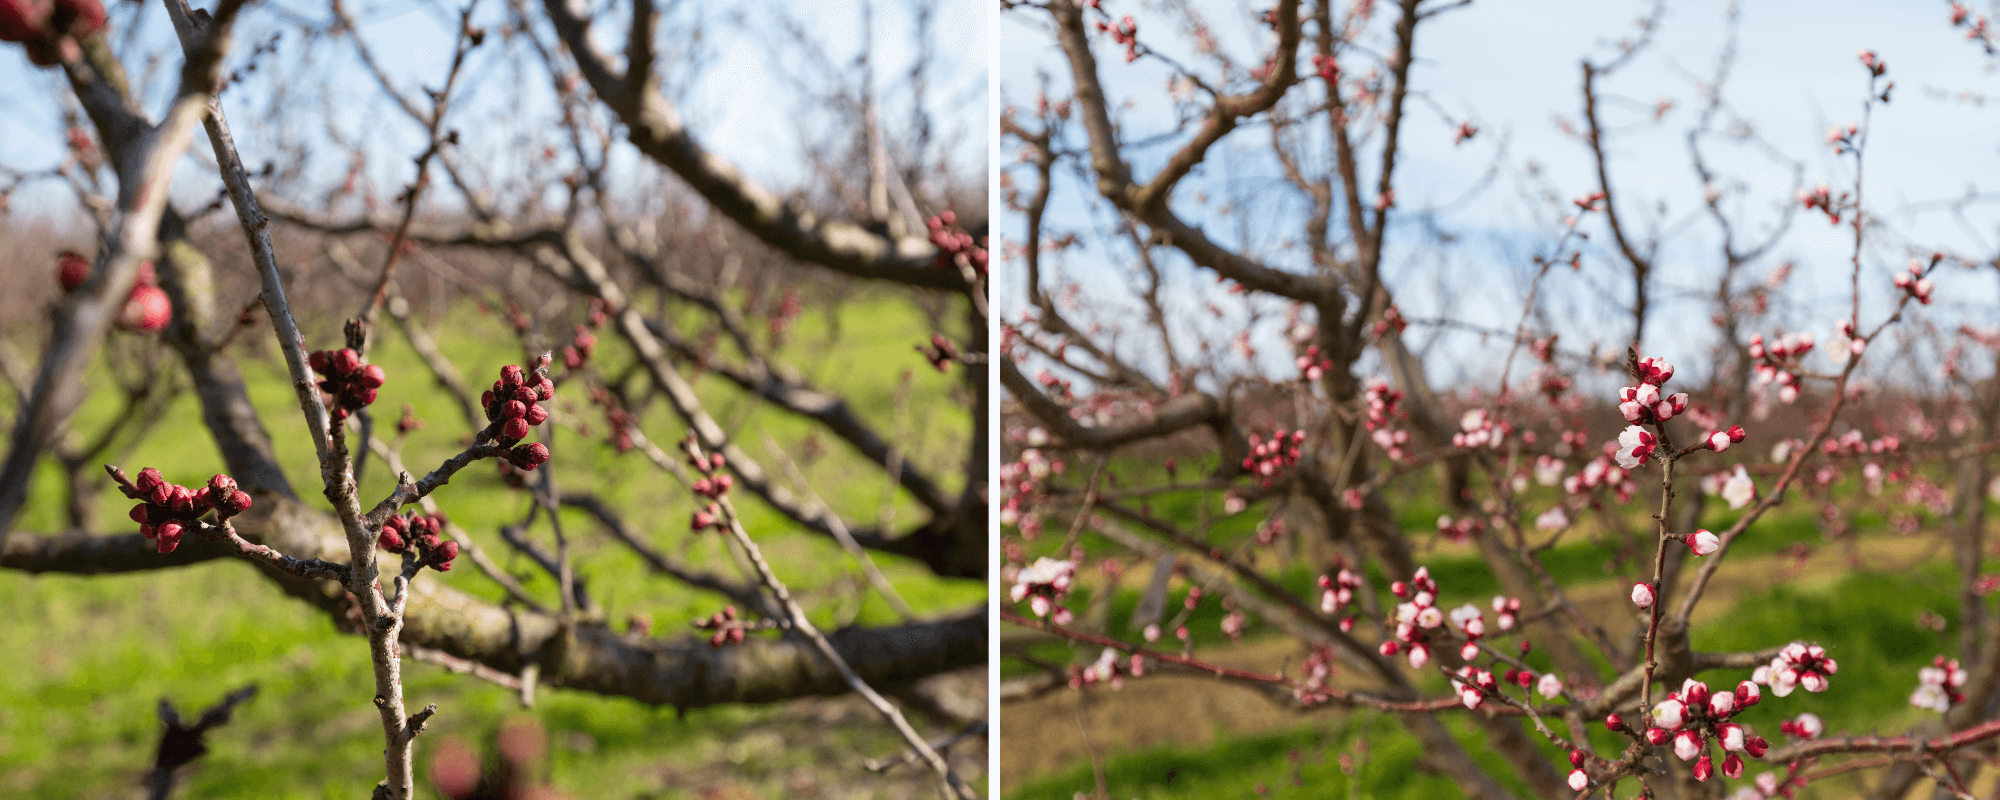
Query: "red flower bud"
140 523 156 539
500 365 524 387
1743 736 1769 758
502 417 530 441
1569 750 1585 768
117 284 171 333
168 485 196 515
358 364 386 389
1644 727 1670 745
56 250 88 291
379 528 405 553
220 490 252 516
1605 713 1622 731
208 474 237 495
513 385 539 404
508 442 550 470
332 348 361 376
536 379 554 401
524 403 548 426
0 0 51 43
503 400 527 420
136 467 163 491
308 350 331 373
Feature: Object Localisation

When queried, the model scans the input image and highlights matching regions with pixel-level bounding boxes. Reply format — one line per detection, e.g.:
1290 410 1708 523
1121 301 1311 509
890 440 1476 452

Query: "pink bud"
502 418 530 441
1736 680 1761 708
1721 753 1744 779
1631 582 1655 608
1604 713 1622 731
1689 530 1720 556
1567 769 1587 791
1743 736 1769 757
1644 727 1670 745
524 403 549 425
1692 754 1713 782
1674 730 1703 761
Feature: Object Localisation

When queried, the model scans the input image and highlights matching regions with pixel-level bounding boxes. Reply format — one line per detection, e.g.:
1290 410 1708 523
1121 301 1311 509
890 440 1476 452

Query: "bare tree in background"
1000 2 2000 798
0 0 986 796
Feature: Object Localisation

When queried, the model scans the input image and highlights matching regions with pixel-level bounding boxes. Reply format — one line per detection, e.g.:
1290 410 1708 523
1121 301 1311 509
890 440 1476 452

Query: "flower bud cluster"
1641 678 1770 782
309 348 386 423
1311 52 1339 84
1380 567 1443 669
1753 642 1839 696
1618 382 1689 425
124 469 253 554
1094 15 1139 62
1317 568 1362 619
1434 514 1485 544
918 333 960 372
1826 121 1860 155
1564 456 1637 502
686 447 731 532
481 361 553 443
1749 331 1814 403
1071 647 1144 690
560 324 598 371
1296 344 1332 382
1703 425 1748 453
694 605 748 648
1452 408 1507 449
999 447 1059 537
1450 665 1498 710
1910 655 1969 712
0 0 106 66
1893 259 1936 305
377 511 458 571
1242 429 1304 488
1797 183 1845 225
1010 557 1077 624
1368 306 1406 340
926 211 988 276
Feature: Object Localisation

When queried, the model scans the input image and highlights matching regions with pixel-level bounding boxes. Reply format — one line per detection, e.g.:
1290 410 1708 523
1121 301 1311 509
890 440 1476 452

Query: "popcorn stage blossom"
1755 642 1838 697
1614 426 1657 469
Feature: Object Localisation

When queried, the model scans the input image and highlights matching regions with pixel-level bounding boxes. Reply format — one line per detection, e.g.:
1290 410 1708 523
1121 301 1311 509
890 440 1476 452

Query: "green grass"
0 291 982 798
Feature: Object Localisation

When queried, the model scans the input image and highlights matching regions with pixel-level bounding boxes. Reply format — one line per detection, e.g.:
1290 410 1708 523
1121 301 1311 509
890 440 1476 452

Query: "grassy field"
0 291 985 799
1000 459 2000 799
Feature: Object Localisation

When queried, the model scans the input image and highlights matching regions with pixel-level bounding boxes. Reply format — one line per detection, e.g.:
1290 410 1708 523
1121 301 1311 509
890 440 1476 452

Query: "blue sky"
0 0 986 221
998 0 2000 391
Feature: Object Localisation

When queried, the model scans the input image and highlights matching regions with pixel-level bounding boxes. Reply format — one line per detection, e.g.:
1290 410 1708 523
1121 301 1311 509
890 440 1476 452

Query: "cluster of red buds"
560 324 598 371
1636 678 1771 782
58 254 172 333
121 469 253 554
481 361 553 470
1703 425 1748 453
1452 408 1507 449
917 332 959 372
1072 647 1144 690
1434 514 1485 544
1796 182 1846 225
1317 567 1363 629
1893 258 1936 304
586 386 637 454
1311 52 1338 84
1379 567 1442 668
1454 120 1478 145
1242 429 1304 488
1367 306 1406 340
1450 665 1498 710
926 211 988 276
377 511 458 571
1010 556 1077 624
686 447 732 532
1826 121 1860 155
308 348 386 423
1363 378 1402 430
1295 344 1331 382
0 0 104 66
1034 368 1073 400
1094 14 1138 61
1858 48 1887 77
766 287 802 348
1749 331 1813 403
1910 655 1969 711
1565 456 1638 503
998 447 1058 537
1618 381 1688 425
1752 641 1839 696
694 606 749 648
